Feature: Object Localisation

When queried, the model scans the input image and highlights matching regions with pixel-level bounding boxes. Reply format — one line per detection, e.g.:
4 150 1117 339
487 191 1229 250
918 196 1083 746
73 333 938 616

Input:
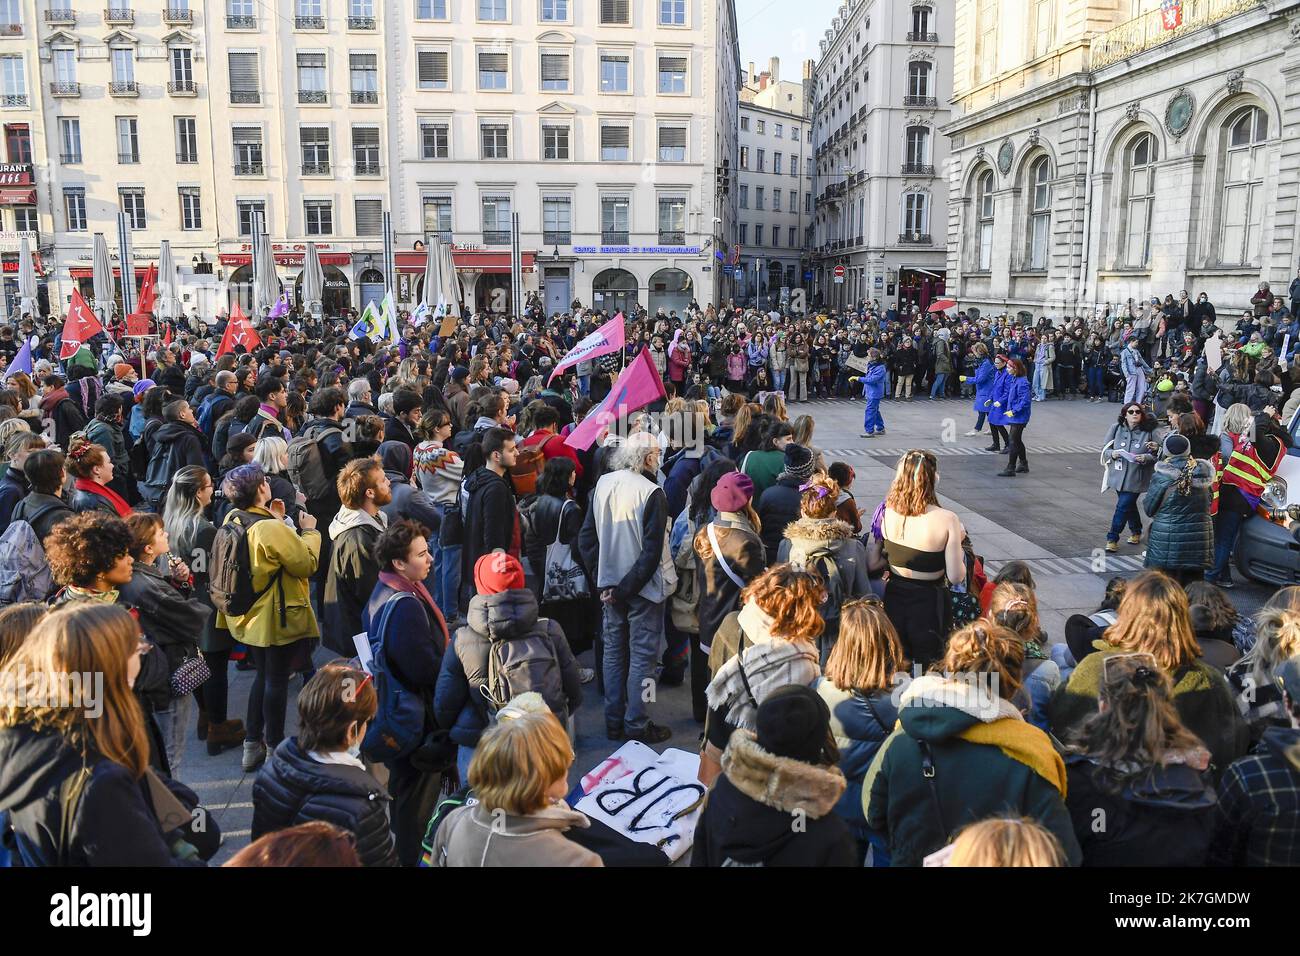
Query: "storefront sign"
0 164 33 186
573 246 702 256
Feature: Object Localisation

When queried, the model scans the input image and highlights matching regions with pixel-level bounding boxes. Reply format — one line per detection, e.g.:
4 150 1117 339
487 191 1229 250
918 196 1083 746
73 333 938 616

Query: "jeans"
1107 491 1143 542
153 694 194 777
863 398 884 434
930 373 948 398
432 503 462 622
974 410 987 431
246 642 299 747
601 594 665 734
456 743 475 784
578 375 590 396
1086 366 1105 398
1209 509 1246 581
1124 373 1147 406
771 368 786 392
1033 363 1049 401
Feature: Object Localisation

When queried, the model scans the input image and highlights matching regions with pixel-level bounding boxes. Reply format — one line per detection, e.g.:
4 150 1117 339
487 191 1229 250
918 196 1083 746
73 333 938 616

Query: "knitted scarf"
377 570 448 650
74 477 131 517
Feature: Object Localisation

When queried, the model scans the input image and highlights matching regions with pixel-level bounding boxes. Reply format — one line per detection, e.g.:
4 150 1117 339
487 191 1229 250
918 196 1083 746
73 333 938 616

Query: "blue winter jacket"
972 359 997 414
987 370 1011 426
861 361 887 400
1001 375 1032 425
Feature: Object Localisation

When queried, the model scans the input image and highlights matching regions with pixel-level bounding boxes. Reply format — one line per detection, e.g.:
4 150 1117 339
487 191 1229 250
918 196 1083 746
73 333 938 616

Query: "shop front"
219 246 354 317
1 236 48 318
69 264 148 318
395 247 536 317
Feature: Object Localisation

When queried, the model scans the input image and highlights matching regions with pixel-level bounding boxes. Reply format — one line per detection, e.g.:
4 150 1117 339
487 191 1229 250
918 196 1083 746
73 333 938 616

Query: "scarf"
378 570 448 649
74 477 131 517
705 637 819 732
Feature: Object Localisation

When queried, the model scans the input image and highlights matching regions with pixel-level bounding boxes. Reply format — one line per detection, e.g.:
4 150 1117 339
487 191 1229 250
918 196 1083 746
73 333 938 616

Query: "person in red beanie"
435 550 583 786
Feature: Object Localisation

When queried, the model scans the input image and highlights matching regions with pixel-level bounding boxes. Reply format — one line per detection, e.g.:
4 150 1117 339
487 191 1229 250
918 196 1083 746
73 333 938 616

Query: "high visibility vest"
1210 434 1282 515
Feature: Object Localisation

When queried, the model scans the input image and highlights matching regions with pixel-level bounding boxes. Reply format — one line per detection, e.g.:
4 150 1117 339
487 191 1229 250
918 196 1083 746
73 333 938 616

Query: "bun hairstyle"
990 582 1041 642
941 622 1025 702
65 435 108 479
799 474 840 520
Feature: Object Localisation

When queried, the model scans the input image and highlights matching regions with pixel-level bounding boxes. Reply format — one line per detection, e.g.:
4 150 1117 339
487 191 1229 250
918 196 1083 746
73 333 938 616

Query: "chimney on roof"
748 61 755 84
770 57 780 83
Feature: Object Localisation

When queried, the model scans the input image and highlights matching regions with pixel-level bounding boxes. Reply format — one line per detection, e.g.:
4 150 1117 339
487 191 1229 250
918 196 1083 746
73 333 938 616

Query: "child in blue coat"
859 349 888 438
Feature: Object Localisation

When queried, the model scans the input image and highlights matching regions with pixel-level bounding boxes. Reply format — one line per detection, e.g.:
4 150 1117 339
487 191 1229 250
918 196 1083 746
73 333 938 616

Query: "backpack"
143 434 180 499
209 510 285 623
509 442 547 497
362 592 429 763
802 545 844 623
128 417 160 479
419 786 474 867
196 392 231 440
480 626 566 719
0 519 54 606
288 422 343 501
670 514 700 633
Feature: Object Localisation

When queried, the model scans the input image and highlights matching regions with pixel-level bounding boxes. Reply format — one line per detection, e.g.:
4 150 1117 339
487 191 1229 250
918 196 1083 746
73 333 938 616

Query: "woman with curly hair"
45 511 135 602
1227 586 1300 745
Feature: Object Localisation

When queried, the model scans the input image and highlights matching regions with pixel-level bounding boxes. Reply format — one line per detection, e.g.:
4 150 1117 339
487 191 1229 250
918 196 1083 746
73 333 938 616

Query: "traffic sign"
834 265 846 278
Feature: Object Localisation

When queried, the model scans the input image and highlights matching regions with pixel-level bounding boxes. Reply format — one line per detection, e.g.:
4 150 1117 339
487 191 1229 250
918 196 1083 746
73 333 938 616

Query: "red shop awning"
395 250 535 274
69 266 151 279
0 188 35 206
219 252 353 267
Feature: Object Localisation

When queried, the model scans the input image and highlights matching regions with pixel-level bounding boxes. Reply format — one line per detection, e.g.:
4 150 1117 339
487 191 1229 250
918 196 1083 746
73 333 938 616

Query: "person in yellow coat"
216 462 322 772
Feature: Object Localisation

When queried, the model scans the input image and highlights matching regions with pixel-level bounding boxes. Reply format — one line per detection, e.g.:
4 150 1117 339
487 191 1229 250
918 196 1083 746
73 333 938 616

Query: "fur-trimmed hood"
722 730 846 819
782 516 854 543
1154 456 1215 488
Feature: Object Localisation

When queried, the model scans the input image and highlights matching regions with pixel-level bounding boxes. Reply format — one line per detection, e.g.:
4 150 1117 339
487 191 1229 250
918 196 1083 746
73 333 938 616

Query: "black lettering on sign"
594 767 705 833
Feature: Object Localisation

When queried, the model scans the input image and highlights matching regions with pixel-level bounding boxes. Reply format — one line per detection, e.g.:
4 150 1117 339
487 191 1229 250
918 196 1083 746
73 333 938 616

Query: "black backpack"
802 545 844 623
209 510 285 625
128 417 161 479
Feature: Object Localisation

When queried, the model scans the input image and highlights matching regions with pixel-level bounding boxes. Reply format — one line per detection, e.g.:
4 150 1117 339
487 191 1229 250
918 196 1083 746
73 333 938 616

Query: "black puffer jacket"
755 475 803 565
251 737 397 867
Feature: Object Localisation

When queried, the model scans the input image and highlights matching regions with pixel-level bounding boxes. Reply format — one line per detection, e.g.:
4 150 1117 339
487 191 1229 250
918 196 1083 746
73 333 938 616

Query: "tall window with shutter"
601 196 629 243
423 195 452 240
417 49 449 90
482 195 511 243
543 196 571 244
420 121 449 159
352 126 380 174
478 50 508 90
233 126 263 174
658 125 685 162
480 123 508 159
600 124 629 161
354 199 382 236
600 0 629 24
657 54 685 94
542 123 569 160
350 53 377 103
301 126 330 173
540 52 569 92
658 197 685 244
228 51 259 103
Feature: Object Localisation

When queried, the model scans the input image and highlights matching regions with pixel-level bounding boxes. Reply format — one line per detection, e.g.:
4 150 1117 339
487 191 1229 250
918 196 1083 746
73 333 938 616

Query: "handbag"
542 500 590 603
948 583 981 630
169 653 211 698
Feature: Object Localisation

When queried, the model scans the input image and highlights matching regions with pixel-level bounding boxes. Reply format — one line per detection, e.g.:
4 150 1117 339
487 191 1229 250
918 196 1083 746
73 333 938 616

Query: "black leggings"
246 642 299 747
1006 424 1028 468
199 649 231 724
989 424 1008 450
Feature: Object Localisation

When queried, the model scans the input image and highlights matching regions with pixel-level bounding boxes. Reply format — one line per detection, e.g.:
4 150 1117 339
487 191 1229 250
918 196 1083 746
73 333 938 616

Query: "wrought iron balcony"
0 93 27 107
906 31 938 42
226 13 255 27
168 79 197 95
600 231 629 245
903 95 937 108
347 15 375 28
50 81 80 97
109 80 138 96
301 161 331 175
176 151 198 163
898 233 932 244
118 151 139 164
483 230 511 245
230 89 260 103
298 89 327 103
658 232 686 246
234 162 264 175
350 89 378 104
295 15 324 28
1092 0 1258 69
543 231 571 245
901 163 935 176
45 8 76 23
163 6 192 23
104 7 133 24
59 152 81 163
354 161 381 175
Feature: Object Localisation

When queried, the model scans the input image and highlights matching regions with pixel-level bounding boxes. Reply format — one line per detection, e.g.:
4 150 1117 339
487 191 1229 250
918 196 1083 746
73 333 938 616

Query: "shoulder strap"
57 765 91 866
707 522 747 589
735 648 758 709
552 499 573 547
917 740 949 840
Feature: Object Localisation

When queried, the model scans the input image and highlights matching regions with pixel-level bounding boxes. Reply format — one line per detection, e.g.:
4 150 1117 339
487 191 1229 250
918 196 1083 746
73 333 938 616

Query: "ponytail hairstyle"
1072 652 1207 788
164 465 213 562
989 582 1042 643
941 622 1025 702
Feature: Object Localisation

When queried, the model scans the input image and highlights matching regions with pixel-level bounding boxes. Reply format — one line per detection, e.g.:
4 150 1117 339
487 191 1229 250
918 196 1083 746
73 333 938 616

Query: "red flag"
217 303 263 357
563 347 666 451
136 262 157 316
59 289 105 360
162 321 173 347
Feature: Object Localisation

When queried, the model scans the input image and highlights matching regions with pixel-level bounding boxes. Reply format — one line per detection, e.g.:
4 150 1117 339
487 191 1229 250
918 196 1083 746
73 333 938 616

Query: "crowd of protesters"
0 285 1294 869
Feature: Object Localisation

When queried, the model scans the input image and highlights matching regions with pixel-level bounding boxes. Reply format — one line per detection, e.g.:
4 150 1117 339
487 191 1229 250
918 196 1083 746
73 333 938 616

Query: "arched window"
1124 133 1156 267
910 4 932 38
905 126 929 168
1220 106 1268 266
977 169 994 271
1026 156 1051 269
907 61 931 100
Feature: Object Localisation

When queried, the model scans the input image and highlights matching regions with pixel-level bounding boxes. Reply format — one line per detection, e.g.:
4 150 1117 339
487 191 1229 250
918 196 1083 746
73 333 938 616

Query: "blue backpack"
361 593 428 764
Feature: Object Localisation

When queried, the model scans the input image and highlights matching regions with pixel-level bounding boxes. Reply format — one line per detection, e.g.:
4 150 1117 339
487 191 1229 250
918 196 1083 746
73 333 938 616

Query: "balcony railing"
168 79 197 95
898 233 932 244
483 230 511 245
0 22 22 35
298 89 327 103
230 89 260 103
118 151 139 164
301 161 331 174
163 6 192 23
658 232 686 245
45 8 75 22
295 15 324 28
347 15 375 28
109 80 138 96
601 231 629 245
1 93 29 107
226 13 255 27
543 230 571 245
901 163 935 176
234 161 264 175
176 151 198 163
104 7 133 24
354 161 381 175
59 152 81 163
350 89 378 104
906 31 938 42
50 81 80 97
903 95 937 108
1091 0 1258 68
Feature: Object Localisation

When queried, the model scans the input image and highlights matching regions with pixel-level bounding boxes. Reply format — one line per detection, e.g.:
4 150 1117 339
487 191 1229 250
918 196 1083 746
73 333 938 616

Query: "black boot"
997 467 1016 477
1016 461 1029 473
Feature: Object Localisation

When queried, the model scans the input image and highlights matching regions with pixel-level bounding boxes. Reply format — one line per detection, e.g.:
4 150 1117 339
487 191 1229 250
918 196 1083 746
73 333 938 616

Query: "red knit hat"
474 552 525 595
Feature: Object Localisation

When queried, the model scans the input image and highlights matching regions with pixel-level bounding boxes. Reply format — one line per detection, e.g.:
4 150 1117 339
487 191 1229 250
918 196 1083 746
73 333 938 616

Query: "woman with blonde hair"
761 391 788 423
778 473 872 663
867 449 966 667
948 817 1066 867
790 414 825 472
252 435 304 518
814 597 908 864
989 581 1060 731
1048 570 1247 776
865 621 1081 866
0 603 218 865
1228 586 1300 743
1064 653 1216 866
700 563 825 785
727 401 762 459
429 709 600 867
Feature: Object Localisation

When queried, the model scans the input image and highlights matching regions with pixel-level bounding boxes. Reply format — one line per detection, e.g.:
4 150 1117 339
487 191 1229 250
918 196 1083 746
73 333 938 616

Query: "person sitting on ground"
988 582 1060 732
1184 581 1248 671
1226 588 1300 747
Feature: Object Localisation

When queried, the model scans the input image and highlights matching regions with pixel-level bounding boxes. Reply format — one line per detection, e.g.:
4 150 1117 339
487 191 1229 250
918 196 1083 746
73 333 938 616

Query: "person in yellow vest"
1207 404 1283 589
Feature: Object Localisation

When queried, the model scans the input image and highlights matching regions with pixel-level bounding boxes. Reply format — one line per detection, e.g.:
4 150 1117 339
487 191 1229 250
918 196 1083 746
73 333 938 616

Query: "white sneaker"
579 667 596 684
963 429 980 437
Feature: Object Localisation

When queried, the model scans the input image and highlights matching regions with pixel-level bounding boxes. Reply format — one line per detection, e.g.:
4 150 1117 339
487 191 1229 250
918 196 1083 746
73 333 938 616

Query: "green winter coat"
1142 456 1214 571
1048 644 1248 779
864 675 1082 866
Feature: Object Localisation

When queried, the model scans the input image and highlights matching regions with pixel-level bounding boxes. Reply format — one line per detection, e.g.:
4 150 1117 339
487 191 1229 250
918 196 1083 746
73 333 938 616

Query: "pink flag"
564 348 666 451
549 312 626 383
